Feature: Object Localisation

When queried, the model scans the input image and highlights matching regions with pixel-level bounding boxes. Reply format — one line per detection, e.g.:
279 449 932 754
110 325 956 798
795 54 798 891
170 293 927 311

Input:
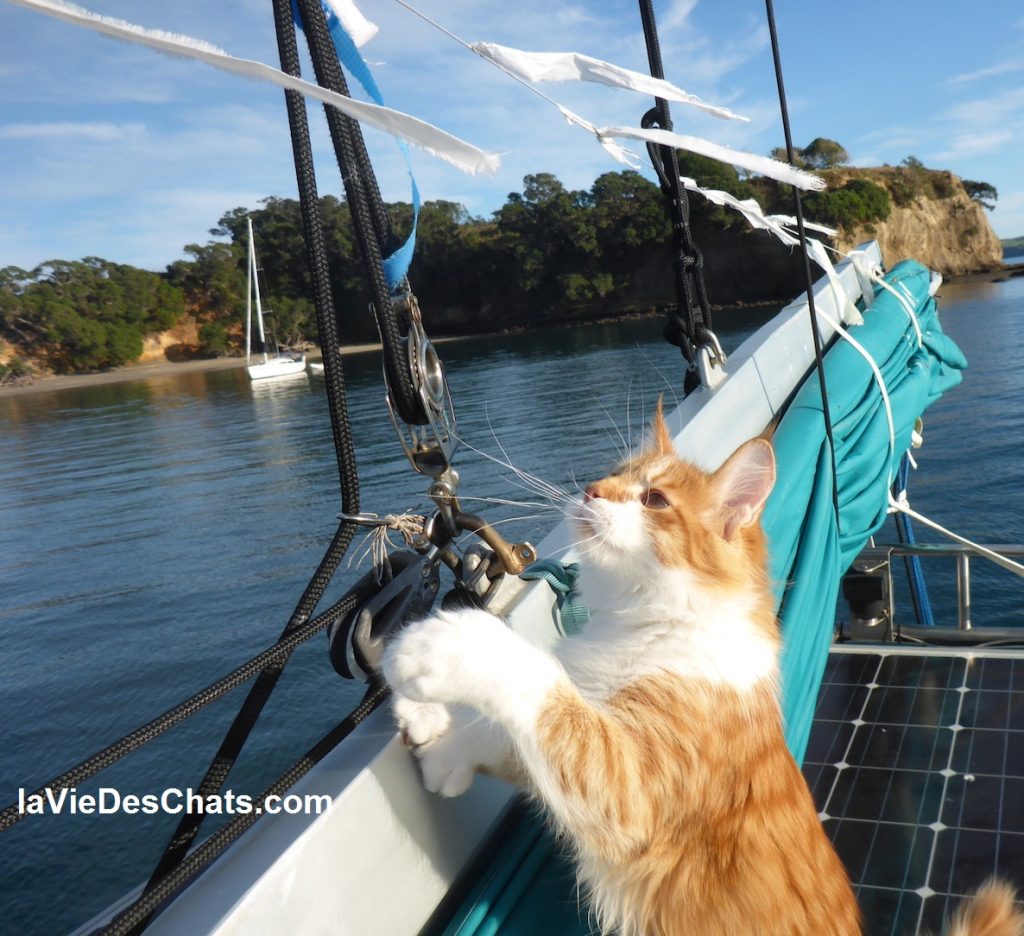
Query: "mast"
249 216 269 363
245 217 253 366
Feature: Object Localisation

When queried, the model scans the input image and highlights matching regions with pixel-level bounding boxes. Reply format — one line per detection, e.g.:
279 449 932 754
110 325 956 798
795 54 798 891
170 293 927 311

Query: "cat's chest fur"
556 577 780 703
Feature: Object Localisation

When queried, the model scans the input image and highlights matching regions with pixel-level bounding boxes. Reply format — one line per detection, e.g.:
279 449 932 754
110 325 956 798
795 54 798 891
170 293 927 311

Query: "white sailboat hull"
246 356 307 380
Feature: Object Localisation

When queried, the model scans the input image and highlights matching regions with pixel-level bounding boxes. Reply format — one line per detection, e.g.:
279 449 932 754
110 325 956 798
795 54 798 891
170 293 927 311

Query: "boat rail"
843 542 1024 641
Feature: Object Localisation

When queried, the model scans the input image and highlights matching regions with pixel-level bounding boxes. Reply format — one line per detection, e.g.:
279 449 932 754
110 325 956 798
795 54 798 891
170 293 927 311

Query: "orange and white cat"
382 406 1021 936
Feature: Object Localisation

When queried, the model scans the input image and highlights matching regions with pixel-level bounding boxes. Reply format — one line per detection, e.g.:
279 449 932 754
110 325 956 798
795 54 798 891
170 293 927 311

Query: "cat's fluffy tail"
947 880 1024 936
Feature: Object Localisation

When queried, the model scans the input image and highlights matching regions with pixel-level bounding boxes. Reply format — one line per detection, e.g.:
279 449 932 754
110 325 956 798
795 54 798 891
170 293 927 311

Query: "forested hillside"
0 142 1002 382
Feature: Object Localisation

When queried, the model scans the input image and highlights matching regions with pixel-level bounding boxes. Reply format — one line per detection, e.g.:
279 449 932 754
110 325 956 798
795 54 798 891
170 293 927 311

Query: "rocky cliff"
617 169 1003 312
831 169 1002 276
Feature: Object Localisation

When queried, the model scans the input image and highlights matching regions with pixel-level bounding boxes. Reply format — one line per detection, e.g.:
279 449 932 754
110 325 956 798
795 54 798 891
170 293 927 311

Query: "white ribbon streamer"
596 125 826 191
325 0 378 47
470 42 748 122
7 0 499 176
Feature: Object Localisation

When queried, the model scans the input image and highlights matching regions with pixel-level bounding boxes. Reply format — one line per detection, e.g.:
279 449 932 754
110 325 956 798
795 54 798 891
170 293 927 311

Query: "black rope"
764 0 841 528
636 0 713 396
294 0 425 426
0 587 368 835
94 680 391 936
135 2 373 906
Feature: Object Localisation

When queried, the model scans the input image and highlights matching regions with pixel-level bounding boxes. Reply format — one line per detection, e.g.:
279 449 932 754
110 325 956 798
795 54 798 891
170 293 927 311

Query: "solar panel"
801 648 1024 934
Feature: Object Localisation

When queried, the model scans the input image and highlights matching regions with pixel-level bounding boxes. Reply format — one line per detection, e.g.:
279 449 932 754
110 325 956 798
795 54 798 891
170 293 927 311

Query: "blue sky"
3 0 1024 272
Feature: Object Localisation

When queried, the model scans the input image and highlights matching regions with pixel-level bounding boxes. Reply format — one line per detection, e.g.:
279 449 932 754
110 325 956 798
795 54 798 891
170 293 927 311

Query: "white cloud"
947 58 1024 85
0 121 146 142
944 87 1024 127
660 0 700 33
934 129 1017 162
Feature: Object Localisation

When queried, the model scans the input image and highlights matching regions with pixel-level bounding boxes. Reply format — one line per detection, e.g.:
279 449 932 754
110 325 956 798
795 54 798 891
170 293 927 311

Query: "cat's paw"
417 735 477 798
393 695 451 748
382 609 508 709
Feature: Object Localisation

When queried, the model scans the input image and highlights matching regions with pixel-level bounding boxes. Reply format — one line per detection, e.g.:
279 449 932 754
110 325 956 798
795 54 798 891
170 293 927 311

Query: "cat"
382 403 1022 936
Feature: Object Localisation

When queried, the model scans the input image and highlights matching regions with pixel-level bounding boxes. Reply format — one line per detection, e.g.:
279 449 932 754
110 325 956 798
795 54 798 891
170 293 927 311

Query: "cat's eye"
642 488 670 510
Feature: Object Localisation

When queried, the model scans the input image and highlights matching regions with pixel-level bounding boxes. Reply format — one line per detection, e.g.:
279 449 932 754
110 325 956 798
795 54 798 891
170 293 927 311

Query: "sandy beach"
0 342 386 399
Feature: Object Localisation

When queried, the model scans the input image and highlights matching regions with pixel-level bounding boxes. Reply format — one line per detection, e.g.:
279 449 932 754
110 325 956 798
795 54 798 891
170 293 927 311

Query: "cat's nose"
583 484 603 501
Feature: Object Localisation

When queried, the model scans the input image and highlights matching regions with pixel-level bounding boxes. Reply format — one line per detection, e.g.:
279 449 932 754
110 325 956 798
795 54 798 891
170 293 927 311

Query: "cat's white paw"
393 695 451 748
381 609 508 709
417 734 477 797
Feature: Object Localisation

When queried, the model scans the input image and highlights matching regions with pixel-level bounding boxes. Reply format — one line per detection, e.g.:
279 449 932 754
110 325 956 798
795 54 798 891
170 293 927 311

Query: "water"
1 278 1022 933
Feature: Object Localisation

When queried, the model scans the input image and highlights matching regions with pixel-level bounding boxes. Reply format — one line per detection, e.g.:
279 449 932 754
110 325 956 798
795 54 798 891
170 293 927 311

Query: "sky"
2 0 1024 272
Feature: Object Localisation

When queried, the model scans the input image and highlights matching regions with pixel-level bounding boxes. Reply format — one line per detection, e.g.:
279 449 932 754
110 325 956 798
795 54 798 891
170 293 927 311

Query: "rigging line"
636 0 713 392
389 0 587 115
140 0 372 903
388 0 828 195
0 587 368 835
95 680 391 936
295 0 422 425
764 0 841 532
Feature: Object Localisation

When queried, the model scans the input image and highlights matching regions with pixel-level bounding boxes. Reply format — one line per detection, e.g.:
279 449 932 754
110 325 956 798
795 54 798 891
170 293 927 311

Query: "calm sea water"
2 275 1023 933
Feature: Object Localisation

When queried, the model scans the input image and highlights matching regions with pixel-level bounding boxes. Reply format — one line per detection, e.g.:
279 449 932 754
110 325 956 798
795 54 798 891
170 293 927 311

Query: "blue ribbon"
293 0 420 291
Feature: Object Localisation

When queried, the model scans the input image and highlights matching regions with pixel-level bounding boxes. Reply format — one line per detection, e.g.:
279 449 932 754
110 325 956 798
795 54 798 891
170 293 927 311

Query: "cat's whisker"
482 407 573 504
452 513 553 549
500 471 574 508
626 376 637 474
455 494 560 511
635 343 681 410
452 428 574 506
597 400 629 462
567 463 586 498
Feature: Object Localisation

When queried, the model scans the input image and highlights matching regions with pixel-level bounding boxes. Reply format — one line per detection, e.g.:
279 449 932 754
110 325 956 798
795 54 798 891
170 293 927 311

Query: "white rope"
804 264 897 478
888 493 1024 579
845 248 924 348
805 237 864 326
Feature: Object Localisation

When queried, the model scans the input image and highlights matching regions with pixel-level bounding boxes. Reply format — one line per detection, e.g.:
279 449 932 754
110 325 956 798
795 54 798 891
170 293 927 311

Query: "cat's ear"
650 396 674 455
712 439 776 540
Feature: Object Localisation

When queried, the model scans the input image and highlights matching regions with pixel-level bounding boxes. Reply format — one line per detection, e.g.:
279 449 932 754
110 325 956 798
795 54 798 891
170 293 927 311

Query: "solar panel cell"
801 649 1024 935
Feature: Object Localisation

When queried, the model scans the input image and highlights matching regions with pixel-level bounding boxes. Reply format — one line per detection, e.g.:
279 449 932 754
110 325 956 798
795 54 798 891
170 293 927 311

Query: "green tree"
962 179 998 211
801 138 849 169
803 179 890 228
0 258 183 372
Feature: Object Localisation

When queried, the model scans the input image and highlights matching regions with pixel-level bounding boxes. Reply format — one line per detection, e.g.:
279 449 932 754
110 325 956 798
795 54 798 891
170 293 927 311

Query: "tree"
770 146 806 168
962 179 998 211
801 138 849 169
803 179 890 229
0 258 183 372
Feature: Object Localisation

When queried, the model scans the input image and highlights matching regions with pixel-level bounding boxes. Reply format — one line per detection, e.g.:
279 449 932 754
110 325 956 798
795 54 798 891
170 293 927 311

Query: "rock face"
835 171 1002 275
139 316 200 362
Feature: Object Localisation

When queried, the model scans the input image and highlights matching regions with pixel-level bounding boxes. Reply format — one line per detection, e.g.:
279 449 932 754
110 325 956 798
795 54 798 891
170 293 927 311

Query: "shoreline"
0 342 384 399
3 268 1016 400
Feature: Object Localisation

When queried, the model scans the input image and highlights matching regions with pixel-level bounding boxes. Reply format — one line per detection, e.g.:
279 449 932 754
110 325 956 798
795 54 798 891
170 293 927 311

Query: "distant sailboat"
246 217 306 381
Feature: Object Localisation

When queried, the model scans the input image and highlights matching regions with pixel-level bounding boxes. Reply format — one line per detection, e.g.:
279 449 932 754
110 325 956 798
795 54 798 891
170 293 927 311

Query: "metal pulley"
384 292 459 479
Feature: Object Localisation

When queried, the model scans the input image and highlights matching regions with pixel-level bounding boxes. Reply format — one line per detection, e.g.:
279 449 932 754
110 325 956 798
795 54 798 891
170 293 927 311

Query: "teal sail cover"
436 260 967 935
